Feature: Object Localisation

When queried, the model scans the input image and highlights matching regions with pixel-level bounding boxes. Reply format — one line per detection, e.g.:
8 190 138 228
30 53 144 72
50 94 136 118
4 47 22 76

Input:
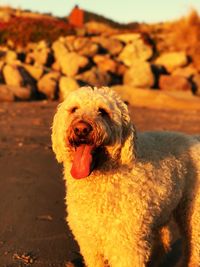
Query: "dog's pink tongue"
70 145 94 179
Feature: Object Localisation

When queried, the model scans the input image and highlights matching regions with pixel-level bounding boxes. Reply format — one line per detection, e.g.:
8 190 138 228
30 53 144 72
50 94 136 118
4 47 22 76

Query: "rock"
5 50 18 64
151 64 168 88
22 64 44 80
7 39 15 49
155 52 188 72
51 61 61 72
8 85 32 100
0 84 32 101
52 41 89 76
65 36 99 57
93 55 117 73
116 63 128 76
37 72 60 100
26 41 52 66
74 37 99 57
34 41 52 66
18 66 38 99
159 75 192 92
52 40 69 69
0 85 15 101
112 33 142 43
61 52 89 76
3 64 23 87
92 36 123 55
172 65 198 78
63 36 76 51
118 38 153 66
0 61 5 71
59 76 79 100
76 67 111 87
25 52 34 65
123 61 155 88
191 74 200 96
26 42 37 52
37 40 48 50
35 48 53 66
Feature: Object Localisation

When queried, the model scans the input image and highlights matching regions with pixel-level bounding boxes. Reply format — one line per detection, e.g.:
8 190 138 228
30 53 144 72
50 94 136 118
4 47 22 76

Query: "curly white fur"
52 86 200 267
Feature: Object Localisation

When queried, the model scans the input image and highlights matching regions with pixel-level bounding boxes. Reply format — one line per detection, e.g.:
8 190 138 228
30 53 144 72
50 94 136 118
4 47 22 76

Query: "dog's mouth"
70 144 98 179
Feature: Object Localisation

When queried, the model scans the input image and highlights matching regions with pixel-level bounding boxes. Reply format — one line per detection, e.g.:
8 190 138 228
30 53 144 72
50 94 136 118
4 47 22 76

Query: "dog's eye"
70 107 78 114
98 108 110 118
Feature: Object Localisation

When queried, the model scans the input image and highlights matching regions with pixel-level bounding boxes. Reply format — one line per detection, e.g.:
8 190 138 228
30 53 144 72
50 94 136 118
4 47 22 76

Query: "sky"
0 0 200 23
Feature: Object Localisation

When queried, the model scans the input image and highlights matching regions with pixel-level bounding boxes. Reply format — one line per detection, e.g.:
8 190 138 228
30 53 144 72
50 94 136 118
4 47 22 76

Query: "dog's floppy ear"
101 87 137 165
114 96 137 165
120 120 137 165
51 103 67 163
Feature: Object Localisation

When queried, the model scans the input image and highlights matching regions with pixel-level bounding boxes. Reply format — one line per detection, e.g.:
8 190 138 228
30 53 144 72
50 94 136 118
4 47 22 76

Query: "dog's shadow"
159 239 182 267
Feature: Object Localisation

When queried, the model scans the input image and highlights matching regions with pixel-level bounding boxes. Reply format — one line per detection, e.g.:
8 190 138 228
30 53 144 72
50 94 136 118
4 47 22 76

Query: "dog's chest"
66 175 151 235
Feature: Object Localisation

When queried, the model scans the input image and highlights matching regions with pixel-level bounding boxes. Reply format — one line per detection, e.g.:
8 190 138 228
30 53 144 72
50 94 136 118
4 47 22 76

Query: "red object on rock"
69 5 84 27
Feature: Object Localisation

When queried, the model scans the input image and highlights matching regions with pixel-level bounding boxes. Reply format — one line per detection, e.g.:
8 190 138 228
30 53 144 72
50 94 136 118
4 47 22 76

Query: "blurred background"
0 0 200 101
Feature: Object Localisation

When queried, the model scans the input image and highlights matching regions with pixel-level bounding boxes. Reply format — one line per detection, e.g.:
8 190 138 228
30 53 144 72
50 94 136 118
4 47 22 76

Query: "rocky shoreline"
1 26 200 102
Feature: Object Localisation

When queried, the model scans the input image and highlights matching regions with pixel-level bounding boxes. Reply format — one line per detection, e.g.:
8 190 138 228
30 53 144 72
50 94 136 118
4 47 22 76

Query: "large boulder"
61 52 89 76
51 60 61 72
172 64 198 78
26 40 52 66
23 64 44 80
74 37 99 57
112 33 142 43
8 85 32 100
5 50 18 64
118 38 153 66
3 64 23 87
37 72 60 100
159 75 192 92
33 48 52 66
18 66 38 99
123 61 155 88
52 40 88 76
155 52 188 73
92 36 123 56
0 85 31 101
93 54 117 73
52 40 68 61
59 76 79 100
76 67 111 87
65 36 99 57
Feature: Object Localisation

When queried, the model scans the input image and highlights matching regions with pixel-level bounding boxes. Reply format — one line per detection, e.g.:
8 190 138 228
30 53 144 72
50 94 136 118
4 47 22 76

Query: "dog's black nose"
74 121 93 137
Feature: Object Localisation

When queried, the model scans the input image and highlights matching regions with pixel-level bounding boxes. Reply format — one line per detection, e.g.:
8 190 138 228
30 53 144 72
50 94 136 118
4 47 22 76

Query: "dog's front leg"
103 236 153 267
76 238 105 267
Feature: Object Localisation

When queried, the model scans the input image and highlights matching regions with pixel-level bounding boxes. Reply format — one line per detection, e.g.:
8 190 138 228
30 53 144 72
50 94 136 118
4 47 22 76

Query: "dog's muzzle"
73 120 93 139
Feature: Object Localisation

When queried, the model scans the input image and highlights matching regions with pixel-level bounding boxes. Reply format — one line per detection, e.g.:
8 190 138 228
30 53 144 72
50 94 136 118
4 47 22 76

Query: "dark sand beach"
0 99 200 267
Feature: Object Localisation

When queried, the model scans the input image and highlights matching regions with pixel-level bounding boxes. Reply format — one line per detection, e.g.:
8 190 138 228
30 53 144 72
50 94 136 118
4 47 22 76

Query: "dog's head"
52 86 137 179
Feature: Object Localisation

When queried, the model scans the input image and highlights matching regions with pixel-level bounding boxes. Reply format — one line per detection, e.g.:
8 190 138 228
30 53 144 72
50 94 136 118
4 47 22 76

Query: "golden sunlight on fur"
52 86 200 267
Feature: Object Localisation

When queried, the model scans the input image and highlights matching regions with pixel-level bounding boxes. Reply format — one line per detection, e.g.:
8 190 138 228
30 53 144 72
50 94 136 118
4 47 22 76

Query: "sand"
0 95 199 267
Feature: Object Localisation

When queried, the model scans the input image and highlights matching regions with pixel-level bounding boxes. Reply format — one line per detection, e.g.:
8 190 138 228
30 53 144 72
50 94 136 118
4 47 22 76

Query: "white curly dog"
52 86 200 267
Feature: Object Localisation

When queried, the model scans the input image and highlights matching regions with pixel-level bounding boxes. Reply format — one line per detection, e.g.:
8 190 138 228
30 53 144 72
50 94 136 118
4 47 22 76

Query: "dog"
52 86 200 267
